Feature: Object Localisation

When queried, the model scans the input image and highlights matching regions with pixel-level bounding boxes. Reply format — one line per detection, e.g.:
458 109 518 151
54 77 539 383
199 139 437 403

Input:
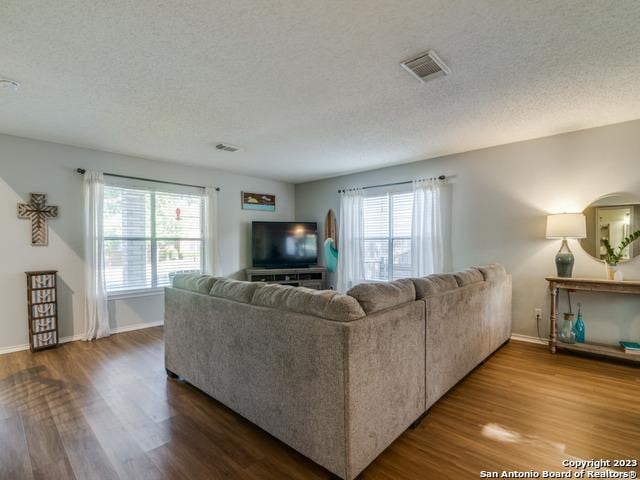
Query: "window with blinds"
362 191 413 282
103 181 204 293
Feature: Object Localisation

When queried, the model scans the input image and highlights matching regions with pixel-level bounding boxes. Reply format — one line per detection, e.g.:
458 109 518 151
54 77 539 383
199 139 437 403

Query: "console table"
246 267 327 290
546 276 640 363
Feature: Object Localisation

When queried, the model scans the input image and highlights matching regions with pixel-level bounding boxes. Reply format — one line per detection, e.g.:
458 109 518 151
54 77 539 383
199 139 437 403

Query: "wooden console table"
546 276 640 363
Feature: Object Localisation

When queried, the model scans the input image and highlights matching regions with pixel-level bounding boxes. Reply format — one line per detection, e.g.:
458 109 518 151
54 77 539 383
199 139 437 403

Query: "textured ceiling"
1 1 639 183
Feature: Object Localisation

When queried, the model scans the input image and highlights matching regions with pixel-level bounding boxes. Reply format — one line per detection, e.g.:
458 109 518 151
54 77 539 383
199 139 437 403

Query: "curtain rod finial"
77 168 86 174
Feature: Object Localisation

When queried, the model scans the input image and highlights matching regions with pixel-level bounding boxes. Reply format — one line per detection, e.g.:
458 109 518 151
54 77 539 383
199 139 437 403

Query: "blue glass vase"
574 313 585 343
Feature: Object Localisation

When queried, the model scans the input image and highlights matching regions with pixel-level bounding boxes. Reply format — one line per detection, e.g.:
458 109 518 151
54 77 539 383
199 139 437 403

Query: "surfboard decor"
324 209 338 272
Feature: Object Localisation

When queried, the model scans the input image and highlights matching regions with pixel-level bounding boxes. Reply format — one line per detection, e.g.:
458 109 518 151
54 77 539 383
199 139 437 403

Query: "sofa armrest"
344 300 426 479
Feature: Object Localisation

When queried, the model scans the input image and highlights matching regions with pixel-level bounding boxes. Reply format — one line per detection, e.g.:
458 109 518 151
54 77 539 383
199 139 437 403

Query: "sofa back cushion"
172 273 219 294
475 264 507 281
210 278 261 304
453 268 484 287
251 284 365 322
411 274 458 299
347 279 416 314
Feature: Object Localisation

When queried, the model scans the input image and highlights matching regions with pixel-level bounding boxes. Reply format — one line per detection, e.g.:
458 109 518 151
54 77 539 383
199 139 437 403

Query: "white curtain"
411 178 450 277
203 187 221 276
336 189 364 293
83 171 110 340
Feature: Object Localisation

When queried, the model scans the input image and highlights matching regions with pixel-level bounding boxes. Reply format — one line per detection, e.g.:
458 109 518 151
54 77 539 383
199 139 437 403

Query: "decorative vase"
614 269 624 281
606 263 617 280
559 313 576 344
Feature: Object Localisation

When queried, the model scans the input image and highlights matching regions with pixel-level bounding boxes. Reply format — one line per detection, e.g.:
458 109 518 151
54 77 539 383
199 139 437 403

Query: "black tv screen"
252 222 318 268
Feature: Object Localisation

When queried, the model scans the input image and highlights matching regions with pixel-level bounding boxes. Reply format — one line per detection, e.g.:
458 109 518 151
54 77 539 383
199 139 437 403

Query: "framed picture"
242 191 276 212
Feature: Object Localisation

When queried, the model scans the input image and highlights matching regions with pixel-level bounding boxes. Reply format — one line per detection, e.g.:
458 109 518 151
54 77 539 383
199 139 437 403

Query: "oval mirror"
580 194 640 262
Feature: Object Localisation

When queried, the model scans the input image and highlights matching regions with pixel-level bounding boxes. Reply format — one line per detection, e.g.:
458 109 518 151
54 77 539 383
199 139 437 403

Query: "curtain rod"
76 168 220 191
338 174 449 193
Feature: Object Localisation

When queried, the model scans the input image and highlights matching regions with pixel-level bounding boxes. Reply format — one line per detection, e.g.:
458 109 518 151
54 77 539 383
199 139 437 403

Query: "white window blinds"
103 179 204 293
362 191 413 282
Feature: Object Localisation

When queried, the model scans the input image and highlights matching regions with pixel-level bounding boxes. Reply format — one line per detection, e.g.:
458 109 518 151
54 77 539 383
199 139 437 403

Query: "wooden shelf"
556 342 640 363
26 271 59 352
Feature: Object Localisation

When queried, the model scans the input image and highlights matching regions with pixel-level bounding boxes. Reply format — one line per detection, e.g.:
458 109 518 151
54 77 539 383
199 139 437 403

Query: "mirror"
580 194 640 262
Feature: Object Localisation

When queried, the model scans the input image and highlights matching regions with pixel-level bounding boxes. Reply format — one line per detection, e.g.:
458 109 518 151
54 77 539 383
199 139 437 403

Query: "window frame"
103 179 205 297
362 189 413 283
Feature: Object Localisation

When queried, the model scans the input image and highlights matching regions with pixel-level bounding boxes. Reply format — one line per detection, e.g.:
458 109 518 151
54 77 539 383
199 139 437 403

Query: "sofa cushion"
475 264 507 281
251 284 365 322
172 273 218 294
411 274 459 299
210 278 261 304
453 268 484 287
347 279 416 314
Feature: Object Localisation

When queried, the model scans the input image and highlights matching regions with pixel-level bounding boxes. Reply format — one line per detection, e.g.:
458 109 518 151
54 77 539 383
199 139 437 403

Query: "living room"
1 2 639 479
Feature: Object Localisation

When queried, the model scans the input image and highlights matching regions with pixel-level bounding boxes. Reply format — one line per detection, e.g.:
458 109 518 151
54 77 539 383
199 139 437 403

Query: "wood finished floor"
1 328 639 480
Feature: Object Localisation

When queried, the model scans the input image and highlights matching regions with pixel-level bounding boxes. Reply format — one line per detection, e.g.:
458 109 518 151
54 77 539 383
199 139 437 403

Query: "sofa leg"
409 411 429 430
165 368 179 379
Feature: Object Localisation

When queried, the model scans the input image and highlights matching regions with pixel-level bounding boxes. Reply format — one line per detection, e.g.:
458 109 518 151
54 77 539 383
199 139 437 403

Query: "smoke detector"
214 143 242 152
401 50 450 83
0 78 21 91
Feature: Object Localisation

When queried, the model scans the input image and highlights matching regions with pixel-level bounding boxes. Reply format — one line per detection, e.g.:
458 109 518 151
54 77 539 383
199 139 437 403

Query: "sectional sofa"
164 264 512 480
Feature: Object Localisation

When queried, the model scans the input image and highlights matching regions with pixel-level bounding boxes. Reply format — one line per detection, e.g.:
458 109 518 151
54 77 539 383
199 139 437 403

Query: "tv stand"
246 266 327 290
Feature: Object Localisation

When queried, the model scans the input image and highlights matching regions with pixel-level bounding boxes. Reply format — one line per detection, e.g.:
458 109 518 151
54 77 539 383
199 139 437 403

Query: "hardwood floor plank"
0 328 638 479
22 412 76 480
0 415 34 480
83 400 166 480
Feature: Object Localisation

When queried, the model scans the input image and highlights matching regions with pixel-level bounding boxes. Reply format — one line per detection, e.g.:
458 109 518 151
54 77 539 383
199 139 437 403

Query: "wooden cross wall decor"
17 193 59 246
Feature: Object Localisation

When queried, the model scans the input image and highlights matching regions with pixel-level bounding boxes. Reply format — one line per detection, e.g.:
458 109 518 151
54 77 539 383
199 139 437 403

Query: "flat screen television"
252 221 318 268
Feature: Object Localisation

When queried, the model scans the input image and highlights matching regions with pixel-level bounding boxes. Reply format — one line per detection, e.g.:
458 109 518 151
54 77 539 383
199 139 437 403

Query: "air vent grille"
215 143 241 152
401 50 450 83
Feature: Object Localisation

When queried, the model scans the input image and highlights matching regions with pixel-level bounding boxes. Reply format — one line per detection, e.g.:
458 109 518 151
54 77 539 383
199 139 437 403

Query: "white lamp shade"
546 213 587 239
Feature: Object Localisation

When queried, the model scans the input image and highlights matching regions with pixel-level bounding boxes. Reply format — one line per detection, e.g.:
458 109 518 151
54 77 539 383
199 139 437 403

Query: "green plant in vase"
603 230 640 280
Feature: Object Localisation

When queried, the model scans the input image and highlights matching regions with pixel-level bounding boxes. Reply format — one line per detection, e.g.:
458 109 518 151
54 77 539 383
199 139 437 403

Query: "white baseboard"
60 334 84 344
0 321 164 356
0 343 30 355
110 320 164 334
510 333 548 345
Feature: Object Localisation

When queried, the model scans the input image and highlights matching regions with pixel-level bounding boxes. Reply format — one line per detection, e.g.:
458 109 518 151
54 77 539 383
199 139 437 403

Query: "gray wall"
295 120 640 344
0 134 294 351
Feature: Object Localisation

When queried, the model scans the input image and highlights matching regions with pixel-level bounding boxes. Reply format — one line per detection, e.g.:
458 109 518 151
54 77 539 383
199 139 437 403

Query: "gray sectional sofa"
164 264 512 480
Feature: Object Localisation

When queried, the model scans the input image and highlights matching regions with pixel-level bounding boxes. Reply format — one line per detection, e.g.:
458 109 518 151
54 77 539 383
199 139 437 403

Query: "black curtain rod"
338 174 449 193
76 168 219 191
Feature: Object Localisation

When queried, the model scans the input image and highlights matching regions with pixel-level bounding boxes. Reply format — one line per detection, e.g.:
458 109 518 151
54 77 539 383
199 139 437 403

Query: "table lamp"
546 213 587 278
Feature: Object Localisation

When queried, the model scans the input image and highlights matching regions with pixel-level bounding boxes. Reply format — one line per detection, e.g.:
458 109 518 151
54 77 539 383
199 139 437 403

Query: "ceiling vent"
215 143 241 152
401 50 450 83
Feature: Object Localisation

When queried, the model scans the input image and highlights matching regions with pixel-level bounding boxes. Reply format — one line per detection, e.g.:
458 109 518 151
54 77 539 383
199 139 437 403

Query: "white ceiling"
1 1 640 183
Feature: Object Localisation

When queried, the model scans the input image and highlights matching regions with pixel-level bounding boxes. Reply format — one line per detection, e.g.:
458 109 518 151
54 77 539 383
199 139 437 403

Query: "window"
103 181 204 293
362 191 413 281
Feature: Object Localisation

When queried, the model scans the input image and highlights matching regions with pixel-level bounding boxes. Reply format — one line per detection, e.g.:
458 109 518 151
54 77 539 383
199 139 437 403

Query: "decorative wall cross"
17 193 59 246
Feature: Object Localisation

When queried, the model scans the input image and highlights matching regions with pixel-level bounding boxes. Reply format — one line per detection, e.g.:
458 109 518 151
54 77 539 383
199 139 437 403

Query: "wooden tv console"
246 267 327 290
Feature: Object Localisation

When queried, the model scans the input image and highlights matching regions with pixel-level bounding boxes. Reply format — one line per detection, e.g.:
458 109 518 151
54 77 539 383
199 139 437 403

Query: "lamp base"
555 239 574 278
